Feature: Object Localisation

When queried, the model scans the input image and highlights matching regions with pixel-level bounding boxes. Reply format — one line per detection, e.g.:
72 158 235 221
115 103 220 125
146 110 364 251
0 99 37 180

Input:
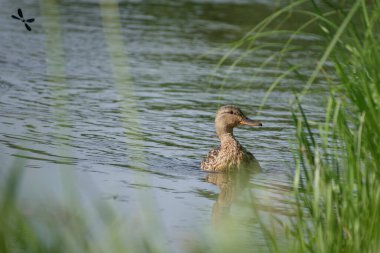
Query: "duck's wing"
241 148 261 171
245 149 256 160
201 146 220 171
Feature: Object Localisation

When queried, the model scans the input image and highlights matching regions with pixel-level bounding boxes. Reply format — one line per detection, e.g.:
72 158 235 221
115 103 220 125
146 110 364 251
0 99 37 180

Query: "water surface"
0 0 327 246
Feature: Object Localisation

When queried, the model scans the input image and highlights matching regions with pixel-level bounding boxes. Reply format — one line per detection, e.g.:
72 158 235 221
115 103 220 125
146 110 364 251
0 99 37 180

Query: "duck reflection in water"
206 168 260 226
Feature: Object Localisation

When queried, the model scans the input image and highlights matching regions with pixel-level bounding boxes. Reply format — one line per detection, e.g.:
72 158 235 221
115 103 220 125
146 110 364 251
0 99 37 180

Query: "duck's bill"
240 118 262 127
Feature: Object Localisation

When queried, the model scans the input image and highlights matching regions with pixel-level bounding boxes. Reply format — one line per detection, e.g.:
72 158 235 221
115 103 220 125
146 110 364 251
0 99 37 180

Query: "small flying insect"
12 8 35 31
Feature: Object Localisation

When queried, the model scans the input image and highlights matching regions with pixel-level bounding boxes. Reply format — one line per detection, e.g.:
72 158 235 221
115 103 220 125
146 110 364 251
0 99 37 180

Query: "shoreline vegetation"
1 0 380 252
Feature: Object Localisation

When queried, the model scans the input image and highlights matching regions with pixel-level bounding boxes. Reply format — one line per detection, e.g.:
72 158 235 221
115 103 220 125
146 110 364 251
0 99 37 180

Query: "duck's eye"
229 111 234 114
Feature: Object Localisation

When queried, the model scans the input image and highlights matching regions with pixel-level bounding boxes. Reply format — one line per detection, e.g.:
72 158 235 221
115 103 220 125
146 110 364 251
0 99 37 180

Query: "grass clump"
289 1 380 252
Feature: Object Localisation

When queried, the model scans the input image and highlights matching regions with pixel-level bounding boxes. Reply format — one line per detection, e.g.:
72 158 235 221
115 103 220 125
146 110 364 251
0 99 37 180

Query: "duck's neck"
216 120 243 149
218 133 240 149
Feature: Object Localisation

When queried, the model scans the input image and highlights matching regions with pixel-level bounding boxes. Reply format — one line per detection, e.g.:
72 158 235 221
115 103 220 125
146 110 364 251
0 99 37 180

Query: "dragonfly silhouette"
12 8 35 31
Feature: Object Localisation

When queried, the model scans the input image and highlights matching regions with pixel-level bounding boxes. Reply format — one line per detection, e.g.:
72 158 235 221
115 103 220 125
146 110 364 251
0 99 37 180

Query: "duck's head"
215 105 262 138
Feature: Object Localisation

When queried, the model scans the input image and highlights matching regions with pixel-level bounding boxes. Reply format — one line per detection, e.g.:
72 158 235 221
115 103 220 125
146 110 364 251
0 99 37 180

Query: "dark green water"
0 0 327 245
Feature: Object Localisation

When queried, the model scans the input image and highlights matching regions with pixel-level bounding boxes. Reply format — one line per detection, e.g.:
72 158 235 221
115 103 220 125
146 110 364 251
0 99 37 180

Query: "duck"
201 105 262 172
